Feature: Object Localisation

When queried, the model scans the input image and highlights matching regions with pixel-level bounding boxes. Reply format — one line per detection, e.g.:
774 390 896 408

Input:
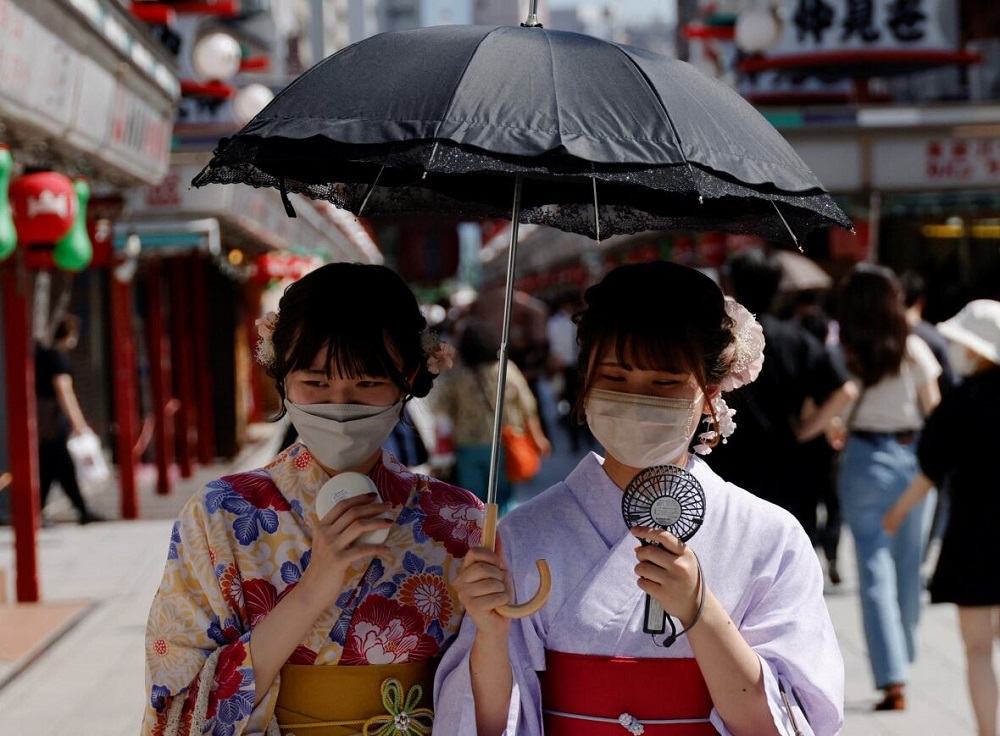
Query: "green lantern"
0 145 16 262
53 178 92 272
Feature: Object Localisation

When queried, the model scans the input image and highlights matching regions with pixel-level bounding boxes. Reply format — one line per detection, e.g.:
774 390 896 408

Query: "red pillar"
1 257 40 602
145 258 174 495
110 265 140 519
168 257 195 478
192 253 215 464
244 280 265 424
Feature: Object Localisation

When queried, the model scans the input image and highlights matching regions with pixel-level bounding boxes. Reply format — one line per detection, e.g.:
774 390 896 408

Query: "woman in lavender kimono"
142 263 483 736
434 261 844 736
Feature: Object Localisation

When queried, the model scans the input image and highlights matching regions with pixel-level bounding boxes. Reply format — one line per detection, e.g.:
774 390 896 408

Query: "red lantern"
9 171 77 245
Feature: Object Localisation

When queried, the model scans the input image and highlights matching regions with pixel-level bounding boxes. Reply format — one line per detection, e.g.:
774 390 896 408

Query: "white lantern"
192 32 242 81
232 83 275 125
735 6 782 54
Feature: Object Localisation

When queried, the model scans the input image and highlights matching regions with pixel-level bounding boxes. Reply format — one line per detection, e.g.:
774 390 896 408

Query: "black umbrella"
193 8 852 618
195 24 850 243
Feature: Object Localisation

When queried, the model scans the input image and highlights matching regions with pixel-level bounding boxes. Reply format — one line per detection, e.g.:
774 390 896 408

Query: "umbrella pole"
523 0 541 27
482 174 551 618
483 175 521 512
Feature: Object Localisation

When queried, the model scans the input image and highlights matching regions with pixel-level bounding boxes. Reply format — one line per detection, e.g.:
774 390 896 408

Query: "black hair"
835 263 909 387
573 261 736 435
267 263 433 417
899 270 926 309
457 318 499 368
53 314 81 343
725 247 782 315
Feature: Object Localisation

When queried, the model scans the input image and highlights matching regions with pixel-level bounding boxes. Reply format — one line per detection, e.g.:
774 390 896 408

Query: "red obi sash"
539 650 717 736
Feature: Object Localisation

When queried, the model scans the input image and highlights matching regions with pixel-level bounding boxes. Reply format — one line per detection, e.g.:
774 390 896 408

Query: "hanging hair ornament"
622 465 707 646
254 311 278 369
693 396 737 456
420 330 456 375
720 297 765 392
689 297 764 455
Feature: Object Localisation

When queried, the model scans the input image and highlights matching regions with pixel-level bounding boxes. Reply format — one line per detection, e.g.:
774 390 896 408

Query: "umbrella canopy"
193 24 851 245
775 249 833 292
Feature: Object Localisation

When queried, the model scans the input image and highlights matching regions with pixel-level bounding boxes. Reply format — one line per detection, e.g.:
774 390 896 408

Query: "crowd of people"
138 255 1000 736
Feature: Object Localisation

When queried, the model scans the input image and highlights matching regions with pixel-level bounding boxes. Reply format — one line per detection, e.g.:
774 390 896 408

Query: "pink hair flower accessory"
254 311 278 368
720 297 765 392
420 330 456 375
693 395 738 455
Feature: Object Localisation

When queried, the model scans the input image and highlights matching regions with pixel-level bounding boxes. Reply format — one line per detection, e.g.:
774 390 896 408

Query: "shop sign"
873 136 1000 189
763 0 952 56
0 0 176 184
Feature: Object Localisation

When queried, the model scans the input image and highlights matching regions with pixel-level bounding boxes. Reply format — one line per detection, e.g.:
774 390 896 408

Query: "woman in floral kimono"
434 261 844 736
143 263 484 736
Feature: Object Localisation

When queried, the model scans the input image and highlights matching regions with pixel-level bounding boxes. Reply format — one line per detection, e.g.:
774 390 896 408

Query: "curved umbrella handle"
482 503 552 618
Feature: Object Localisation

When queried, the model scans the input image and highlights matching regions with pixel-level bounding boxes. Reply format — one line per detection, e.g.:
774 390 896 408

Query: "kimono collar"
562 452 719 547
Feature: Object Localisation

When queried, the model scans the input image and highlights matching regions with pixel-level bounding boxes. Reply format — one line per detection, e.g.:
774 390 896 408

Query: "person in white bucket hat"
936 299 1000 377
885 298 1000 736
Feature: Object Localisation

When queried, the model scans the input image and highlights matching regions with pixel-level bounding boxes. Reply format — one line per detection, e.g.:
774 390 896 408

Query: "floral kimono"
434 453 844 736
143 443 484 736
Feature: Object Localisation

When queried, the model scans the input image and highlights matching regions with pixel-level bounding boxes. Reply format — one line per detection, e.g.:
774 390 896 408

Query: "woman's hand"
454 539 513 642
883 504 906 535
300 492 393 608
630 527 701 627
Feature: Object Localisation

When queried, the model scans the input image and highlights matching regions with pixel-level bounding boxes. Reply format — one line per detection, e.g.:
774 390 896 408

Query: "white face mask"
947 342 979 378
585 388 703 468
284 399 402 470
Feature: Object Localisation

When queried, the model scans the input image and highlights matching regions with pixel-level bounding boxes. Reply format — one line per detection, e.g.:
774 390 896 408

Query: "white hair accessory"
691 298 764 455
254 311 278 369
720 297 765 392
420 330 456 375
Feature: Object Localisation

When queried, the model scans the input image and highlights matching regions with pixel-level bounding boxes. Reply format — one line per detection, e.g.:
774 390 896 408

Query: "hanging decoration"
53 178 93 272
0 146 15 262
9 170 77 245
8 172 92 271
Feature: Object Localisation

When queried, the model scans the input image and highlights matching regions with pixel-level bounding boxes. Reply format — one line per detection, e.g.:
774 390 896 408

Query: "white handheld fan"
315 472 391 545
621 465 706 642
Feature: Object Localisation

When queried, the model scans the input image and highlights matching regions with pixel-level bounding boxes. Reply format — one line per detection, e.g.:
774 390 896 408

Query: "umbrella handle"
483 503 552 618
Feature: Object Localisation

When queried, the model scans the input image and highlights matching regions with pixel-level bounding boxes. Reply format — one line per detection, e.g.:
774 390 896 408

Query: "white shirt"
546 311 577 368
850 333 941 432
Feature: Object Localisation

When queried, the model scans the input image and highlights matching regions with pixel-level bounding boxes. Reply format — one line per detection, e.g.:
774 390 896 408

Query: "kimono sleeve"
433 541 548 736
720 517 844 736
142 498 278 736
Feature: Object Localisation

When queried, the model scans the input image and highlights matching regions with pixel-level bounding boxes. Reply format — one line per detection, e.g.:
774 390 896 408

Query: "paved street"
0 411 978 735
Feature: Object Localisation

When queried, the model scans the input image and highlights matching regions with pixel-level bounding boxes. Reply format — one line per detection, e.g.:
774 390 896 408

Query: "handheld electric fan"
621 465 706 636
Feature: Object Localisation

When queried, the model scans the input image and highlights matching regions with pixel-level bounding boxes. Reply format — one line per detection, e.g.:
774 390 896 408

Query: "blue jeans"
838 433 934 689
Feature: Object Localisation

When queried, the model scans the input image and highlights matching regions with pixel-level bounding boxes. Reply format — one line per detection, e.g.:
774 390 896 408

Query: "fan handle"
483 503 551 618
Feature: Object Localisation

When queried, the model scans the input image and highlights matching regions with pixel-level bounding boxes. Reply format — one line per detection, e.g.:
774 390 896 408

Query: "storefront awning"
0 0 178 185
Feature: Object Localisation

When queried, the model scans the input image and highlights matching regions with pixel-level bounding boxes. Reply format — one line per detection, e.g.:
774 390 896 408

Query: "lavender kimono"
434 453 844 735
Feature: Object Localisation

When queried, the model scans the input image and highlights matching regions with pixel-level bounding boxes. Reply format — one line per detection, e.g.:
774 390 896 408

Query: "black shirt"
704 313 850 508
34 345 72 439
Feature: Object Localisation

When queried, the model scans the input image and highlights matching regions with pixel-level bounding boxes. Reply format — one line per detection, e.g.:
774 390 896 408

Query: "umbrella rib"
770 200 801 251
609 45 701 200
426 27 501 166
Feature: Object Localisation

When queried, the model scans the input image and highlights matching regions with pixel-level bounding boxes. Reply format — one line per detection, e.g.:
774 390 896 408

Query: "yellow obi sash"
275 659 437 736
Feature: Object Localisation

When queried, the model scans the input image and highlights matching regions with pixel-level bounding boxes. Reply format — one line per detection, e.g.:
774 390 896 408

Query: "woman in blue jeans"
834 263 942 711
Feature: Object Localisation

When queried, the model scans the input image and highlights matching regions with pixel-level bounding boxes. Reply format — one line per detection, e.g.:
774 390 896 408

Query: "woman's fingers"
323 494 391 531
630 526 687 555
